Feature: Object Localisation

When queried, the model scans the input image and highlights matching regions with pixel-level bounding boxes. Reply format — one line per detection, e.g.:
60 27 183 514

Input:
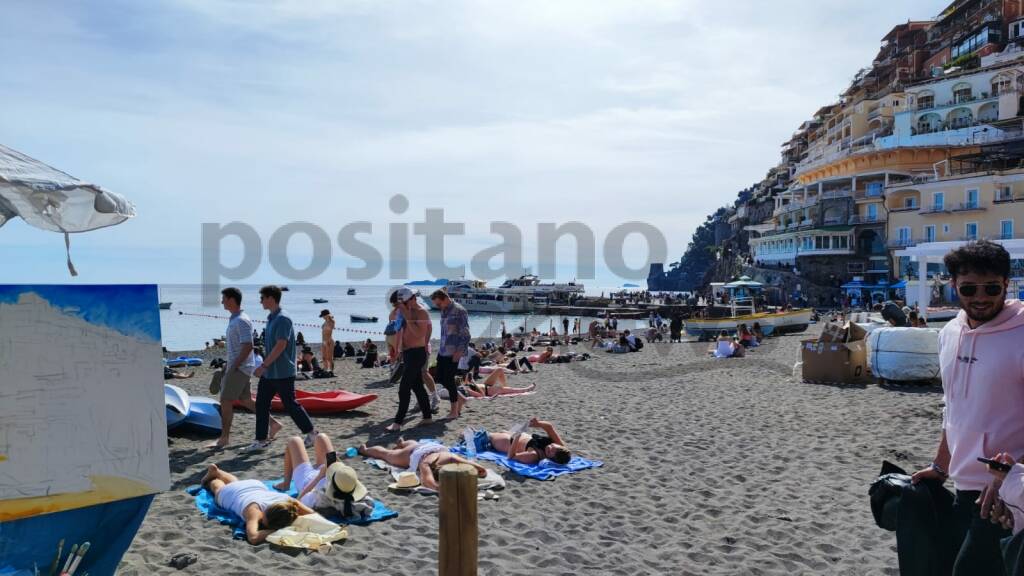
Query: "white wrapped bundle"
866 327 941 381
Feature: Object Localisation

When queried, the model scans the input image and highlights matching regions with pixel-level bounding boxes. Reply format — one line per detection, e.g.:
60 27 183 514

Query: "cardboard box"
845 321 867 343
800 338 869 384
819 322 846 343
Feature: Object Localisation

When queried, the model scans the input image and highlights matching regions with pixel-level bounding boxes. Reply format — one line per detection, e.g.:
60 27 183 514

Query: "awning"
890 280 907 289
0 143 135 275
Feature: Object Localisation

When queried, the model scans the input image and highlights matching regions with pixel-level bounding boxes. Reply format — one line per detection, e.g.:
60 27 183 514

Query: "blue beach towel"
449 446 602 481
187 480 397 539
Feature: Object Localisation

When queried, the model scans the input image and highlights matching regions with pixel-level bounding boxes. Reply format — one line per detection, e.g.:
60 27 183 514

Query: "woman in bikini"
444 369 535 399
470 417 571 465
358 439 488 491
319 310 336 372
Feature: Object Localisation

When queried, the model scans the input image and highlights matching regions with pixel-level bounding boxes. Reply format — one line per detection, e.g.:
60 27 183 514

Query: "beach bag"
868 460 955 575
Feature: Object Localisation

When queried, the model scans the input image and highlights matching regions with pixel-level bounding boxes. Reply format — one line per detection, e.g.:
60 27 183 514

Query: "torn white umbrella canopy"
0 143 135 276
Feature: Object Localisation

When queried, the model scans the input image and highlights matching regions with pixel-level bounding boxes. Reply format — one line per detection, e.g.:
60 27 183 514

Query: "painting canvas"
0 285 169 575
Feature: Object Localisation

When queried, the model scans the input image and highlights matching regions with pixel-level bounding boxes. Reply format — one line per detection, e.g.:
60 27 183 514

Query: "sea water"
157 284 637 351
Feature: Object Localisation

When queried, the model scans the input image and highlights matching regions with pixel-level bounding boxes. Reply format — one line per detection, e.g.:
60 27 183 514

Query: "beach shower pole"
438 463 478 576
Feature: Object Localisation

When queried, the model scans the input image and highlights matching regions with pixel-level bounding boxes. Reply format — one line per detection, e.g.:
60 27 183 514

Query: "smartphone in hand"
978 457 1012 473
326 451 339 466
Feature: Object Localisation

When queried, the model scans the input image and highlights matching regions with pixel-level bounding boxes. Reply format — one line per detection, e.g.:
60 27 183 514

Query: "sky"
0 0 940 286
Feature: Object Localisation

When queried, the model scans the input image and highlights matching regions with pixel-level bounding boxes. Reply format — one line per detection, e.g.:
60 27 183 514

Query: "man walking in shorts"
207 287 281 449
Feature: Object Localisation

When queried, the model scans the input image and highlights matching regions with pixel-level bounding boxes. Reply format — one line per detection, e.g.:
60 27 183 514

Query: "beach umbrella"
0 143 135 276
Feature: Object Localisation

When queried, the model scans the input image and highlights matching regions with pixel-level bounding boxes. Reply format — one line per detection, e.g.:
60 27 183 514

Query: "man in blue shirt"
249 285 316 451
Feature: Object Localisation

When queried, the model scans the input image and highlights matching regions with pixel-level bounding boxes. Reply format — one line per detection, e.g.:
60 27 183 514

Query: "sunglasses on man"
957 283 1004 298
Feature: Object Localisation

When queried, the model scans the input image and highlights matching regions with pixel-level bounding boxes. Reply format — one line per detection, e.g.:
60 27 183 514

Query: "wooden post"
438 463 478 576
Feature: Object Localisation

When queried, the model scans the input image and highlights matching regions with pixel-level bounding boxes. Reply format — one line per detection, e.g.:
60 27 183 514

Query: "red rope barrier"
176 310 387 336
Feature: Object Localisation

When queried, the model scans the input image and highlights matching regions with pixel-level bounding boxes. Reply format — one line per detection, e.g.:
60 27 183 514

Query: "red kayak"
235 389 377 414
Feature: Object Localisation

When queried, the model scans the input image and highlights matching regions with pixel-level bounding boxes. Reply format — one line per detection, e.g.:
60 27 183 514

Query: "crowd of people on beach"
189 284 591 544
172 240 1024 572
707 322 765 359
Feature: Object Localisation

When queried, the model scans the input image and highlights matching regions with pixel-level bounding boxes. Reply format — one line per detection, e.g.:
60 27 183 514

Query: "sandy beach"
120 331 943 575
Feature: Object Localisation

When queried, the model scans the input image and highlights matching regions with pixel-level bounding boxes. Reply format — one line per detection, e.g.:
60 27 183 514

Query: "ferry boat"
424 276 584 314
497 275 585 307
427 279 531 313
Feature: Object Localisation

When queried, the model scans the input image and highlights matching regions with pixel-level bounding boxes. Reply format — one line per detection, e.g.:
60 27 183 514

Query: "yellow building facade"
887 169 1024 246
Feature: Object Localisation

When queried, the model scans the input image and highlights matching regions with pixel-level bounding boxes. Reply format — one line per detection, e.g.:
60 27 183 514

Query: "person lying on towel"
469 417 571 465
358 439 487 491
201 464 316 544
273 433 377 521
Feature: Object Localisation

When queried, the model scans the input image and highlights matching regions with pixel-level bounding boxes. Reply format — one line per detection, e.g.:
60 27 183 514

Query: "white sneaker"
429 394 439 412
242 440 271 452
304 430 319 448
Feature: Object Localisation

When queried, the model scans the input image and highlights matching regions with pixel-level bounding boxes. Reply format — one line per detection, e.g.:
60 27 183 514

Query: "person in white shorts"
273 433 375 519
207 287 281 449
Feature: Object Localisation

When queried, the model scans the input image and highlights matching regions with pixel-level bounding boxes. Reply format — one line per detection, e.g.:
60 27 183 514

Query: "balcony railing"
821 189 852 200
855 188 885 200
920 204 949 214
913 118 1000 135
913 92 998 114
888 238 918 248
994 192 1022 203
888 204 920 212
952 202 984 212
848 214 887 224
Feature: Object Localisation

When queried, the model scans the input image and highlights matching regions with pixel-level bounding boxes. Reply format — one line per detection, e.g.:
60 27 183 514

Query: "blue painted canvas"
0 285 169 575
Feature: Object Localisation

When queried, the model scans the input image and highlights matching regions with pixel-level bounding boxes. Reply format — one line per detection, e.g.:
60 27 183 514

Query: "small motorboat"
180 396 222 435
159 302 172 310
313 298 328 303
350 314 378 323
281 286 290 291
347 288 357 295
235 389 377 415
165 384 191 430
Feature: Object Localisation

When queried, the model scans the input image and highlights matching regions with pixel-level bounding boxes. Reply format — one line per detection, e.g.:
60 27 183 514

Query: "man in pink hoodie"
910 240 1024 575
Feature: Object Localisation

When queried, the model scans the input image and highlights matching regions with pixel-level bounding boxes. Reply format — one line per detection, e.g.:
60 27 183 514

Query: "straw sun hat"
388 471 421 491
325 463 368 502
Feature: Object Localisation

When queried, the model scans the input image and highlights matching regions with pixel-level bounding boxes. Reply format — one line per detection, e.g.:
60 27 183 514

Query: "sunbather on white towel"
358 439 487 491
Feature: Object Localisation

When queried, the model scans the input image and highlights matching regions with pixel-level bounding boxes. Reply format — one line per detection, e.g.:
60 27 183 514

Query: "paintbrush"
66 542 90 576
60 544 78 575
48 539 64 576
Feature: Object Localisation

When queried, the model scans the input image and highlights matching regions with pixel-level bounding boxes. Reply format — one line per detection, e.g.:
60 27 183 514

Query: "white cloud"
0 0 941 282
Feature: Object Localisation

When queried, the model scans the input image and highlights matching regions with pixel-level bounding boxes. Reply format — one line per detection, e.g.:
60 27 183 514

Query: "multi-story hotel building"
887 140 1024 274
